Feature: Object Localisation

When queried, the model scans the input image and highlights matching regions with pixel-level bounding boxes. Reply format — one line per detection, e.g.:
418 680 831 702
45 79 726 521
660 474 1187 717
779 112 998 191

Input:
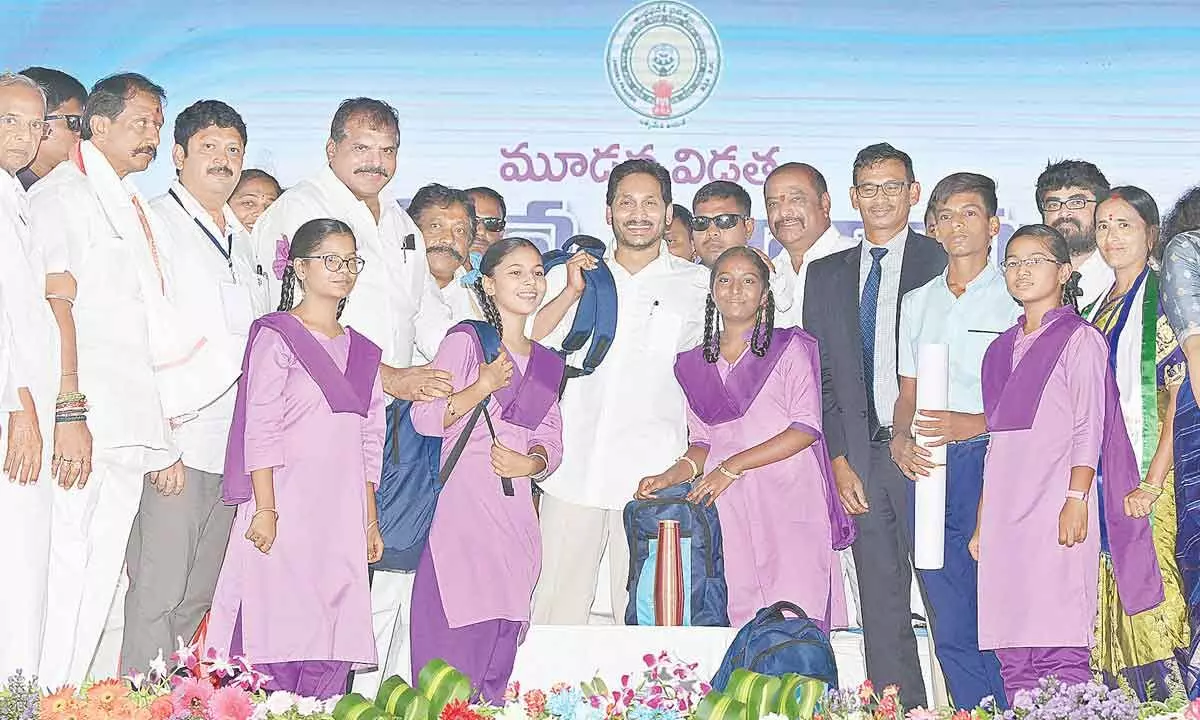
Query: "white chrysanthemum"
760 713 788 720
295 695 324 715
496 702 530 720
324 696 343 713
264 691 297 714
250 703 270 720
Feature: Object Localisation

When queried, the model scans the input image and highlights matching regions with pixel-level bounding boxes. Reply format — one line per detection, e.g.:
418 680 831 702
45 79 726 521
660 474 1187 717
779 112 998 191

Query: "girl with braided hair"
974 224 1163 702
637 246 853 628
409 237 565 703
207 218 386 698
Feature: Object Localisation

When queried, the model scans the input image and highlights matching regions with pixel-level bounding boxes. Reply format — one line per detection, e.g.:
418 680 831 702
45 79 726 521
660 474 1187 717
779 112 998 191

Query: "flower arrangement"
10 650 1200 720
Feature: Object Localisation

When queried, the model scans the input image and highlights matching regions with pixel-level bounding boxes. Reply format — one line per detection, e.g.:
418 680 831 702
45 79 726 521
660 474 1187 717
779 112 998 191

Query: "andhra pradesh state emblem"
605 0 722 127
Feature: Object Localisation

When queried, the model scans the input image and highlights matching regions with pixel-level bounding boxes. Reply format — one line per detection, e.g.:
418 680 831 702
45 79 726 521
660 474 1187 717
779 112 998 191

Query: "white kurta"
412 267 483 365
249 164 450 369
0 171 60 678
150 182 271 473
28 141 215 686
537 243 709 510
772 225 858 329
1077 250 1117 317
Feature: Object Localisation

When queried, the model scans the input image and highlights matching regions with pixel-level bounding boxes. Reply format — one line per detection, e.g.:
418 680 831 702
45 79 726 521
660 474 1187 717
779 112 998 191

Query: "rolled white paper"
913 343 949 570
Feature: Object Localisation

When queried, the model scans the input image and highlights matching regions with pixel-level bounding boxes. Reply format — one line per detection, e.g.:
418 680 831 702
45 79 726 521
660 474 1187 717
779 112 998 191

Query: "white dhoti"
353 570 415 695
0 470 53 678
39 447 149 687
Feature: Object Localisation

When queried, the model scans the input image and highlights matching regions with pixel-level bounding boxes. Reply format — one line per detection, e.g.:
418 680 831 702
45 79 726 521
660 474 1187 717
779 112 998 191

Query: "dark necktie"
860 247 888 429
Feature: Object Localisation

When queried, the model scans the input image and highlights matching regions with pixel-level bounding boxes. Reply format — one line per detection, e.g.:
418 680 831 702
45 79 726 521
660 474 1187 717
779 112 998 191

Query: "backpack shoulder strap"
456 319 502 362
541 235 619 379
437 402 487 484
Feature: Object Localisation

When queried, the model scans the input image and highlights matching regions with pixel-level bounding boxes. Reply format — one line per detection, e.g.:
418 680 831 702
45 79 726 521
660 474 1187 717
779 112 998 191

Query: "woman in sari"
1159 189 1200 698
1086 187 1189 700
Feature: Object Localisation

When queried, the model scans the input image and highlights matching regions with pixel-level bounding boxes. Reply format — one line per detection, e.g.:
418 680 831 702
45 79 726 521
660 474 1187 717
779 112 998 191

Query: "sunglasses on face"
45 114 83 134
690 213 745 231
477 216 506 233
297 254 366 274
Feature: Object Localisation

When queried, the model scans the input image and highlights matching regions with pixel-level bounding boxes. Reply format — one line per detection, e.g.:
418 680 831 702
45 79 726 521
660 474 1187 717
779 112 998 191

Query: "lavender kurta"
208 327 385 667
686 337 848 628
977 320 1106 649
410 332 564 628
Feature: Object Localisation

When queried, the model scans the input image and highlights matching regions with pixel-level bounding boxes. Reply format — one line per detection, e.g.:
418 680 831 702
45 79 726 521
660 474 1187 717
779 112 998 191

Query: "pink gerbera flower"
171 677 214 716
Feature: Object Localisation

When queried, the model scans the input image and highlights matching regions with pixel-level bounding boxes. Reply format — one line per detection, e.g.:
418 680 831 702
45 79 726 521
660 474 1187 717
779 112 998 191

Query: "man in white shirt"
889 172 1016 708
0 71 61 680
1035 159 1113 310
249 98 452 694
121 100 271 673
30 73 235 686
765 162 857 328
531 159 708 625
16 67 86 191
408 183 482 363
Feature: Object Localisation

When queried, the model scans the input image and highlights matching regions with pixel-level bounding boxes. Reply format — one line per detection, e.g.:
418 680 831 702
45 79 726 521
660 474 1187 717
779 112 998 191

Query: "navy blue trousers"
907 435 1008 709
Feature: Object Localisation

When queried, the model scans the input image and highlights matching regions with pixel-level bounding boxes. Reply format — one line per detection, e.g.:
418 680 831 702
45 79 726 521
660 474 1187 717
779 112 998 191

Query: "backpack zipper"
747 637 835 676
625 499 716 582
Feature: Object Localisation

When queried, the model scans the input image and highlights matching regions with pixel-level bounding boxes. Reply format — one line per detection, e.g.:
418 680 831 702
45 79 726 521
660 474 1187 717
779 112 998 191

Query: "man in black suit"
803 143 947 706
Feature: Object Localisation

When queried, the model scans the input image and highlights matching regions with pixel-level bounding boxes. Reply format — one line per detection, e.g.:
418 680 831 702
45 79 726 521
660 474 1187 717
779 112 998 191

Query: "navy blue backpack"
371 320 502 572
710 601 839 691
623 482 729 627
541 235 618 384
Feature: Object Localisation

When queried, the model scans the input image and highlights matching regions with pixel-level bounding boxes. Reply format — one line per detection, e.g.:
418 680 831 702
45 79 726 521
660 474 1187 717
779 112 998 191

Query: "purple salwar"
409 547 521 705
993 646 1091 704
230 612 351 699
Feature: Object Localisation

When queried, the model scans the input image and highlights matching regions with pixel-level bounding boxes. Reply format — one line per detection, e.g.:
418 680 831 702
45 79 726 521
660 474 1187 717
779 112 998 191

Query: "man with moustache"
804 143 946 706
119 100 271 671
531 159 708 625
889 173 1017 708
0 72 61 679
30 73 237 686
466 185 506 256
1036 159 1112 309
764 162 856 328
409 183 482 363
17 67 86 190
250 97 452 693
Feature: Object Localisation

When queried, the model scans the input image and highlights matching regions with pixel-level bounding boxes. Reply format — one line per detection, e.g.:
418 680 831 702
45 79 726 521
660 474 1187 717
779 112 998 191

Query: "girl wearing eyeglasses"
207 217 386 698
972 224 1163 702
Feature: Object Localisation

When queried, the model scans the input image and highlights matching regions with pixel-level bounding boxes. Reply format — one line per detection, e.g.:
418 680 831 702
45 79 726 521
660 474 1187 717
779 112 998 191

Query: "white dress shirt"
151 181 272 473
535 244 709 510
897 263 1021 414
28 142 188 465
250 165 450 370
857 229 908 425
772 224 857 328
413 266 483 365
1076 249 1116 313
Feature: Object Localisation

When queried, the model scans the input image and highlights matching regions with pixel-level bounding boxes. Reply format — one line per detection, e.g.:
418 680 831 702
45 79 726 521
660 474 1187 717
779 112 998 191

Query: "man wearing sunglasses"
1035 159 1112 310
17 67 86 190
467 186 507 255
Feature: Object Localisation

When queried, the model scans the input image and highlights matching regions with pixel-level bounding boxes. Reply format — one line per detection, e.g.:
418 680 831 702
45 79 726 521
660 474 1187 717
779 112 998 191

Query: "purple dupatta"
980 306 1164 615
447 322 565 430
222 312 383 505
674 327 858 550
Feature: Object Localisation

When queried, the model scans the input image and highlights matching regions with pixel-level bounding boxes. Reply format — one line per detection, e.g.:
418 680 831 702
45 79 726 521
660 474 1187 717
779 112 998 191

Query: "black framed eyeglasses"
854 181 908 198
691 213 745 231
477 216 506 232
298 254 366 274
1042 198 1096 213
45 114 83 134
